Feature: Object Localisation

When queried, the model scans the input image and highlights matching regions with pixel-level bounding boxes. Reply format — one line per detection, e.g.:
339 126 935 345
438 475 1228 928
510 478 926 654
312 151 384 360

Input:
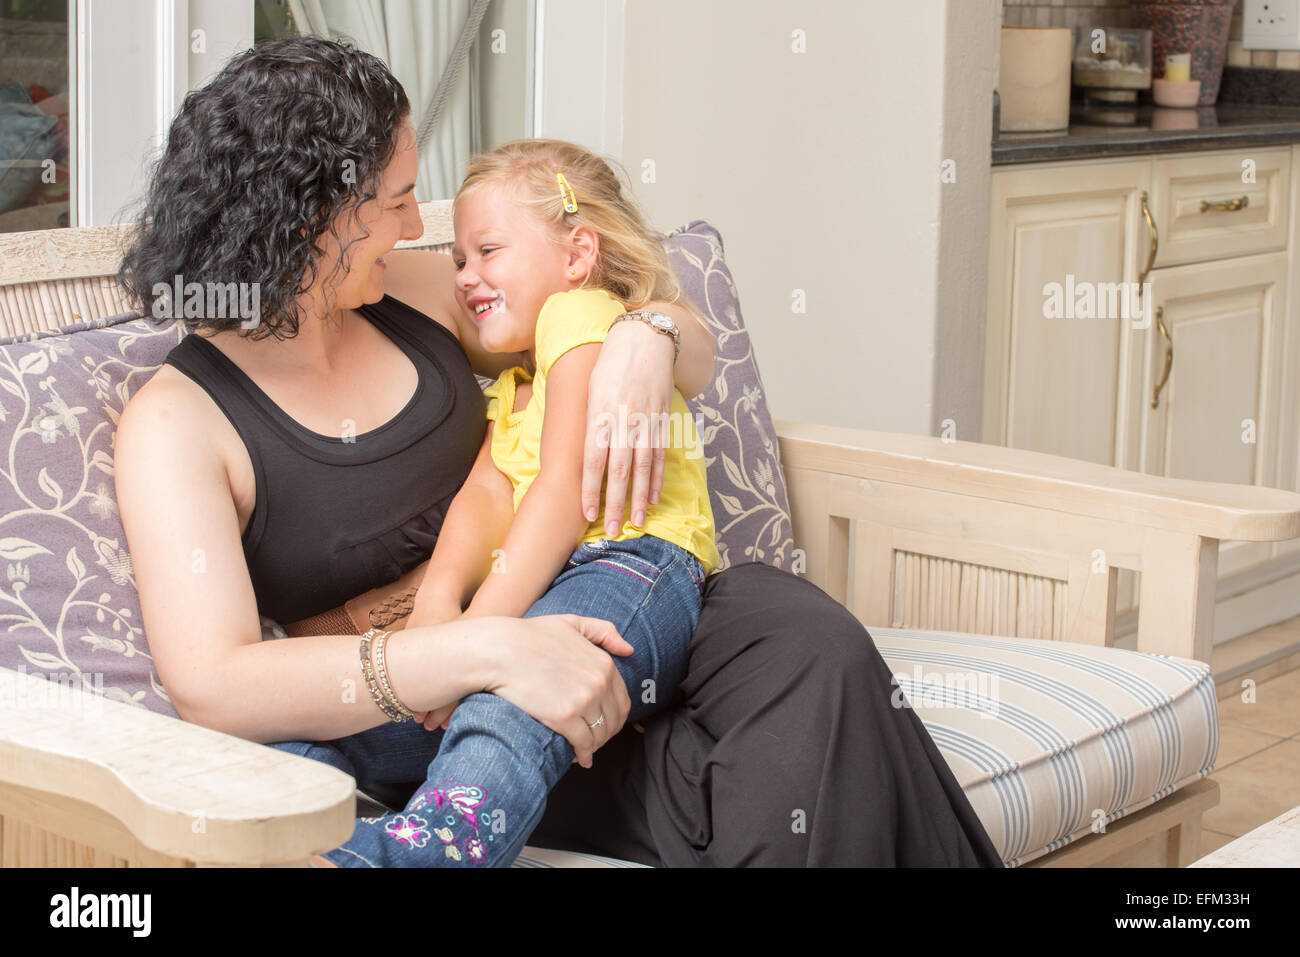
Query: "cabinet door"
984 162 1151 471
1142 253 1288 578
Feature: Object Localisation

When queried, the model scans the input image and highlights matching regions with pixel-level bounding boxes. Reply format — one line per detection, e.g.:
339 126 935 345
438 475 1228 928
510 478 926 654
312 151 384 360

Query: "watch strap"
612 310 681 361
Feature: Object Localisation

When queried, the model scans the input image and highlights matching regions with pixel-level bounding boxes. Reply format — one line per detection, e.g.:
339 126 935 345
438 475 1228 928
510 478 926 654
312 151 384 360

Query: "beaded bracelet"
359 629 407 723
370 628 415 721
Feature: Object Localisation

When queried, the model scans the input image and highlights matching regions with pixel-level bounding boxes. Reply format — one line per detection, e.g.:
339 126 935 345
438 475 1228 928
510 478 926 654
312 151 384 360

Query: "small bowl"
1152 78 1201 108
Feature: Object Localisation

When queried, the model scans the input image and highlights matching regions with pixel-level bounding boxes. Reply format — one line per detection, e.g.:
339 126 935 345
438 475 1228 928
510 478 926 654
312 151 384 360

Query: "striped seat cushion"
871 627 1218 867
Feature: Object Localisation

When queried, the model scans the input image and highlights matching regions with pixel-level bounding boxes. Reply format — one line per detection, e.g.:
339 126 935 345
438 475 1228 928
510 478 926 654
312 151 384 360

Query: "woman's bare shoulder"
118 366 236 477
383 247 462 341
125 363 213 424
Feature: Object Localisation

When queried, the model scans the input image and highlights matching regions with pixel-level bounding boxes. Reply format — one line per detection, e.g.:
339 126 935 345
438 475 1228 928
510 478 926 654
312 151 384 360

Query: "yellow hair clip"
556 173 578 214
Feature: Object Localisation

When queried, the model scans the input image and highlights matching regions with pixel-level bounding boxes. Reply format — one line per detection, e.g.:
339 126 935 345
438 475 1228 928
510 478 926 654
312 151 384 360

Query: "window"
0 0 72 233
255 0 535 201
0 0 617 230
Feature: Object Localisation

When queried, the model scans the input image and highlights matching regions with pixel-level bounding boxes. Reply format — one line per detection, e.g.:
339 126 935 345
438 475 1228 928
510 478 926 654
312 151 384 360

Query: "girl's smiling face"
452 181 590 355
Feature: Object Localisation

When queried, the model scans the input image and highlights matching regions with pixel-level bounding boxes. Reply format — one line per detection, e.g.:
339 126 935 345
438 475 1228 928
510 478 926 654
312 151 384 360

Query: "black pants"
529 562 1005 867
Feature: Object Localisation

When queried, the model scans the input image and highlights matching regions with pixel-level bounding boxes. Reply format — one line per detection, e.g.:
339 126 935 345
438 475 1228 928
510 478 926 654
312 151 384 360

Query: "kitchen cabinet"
983 161 1151 470
985 146 1298 638
1142 252 1287 578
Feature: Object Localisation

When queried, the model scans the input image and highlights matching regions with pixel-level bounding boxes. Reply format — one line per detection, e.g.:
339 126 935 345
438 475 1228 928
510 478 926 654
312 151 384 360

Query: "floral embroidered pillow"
664 222 794 571
0 312 185 717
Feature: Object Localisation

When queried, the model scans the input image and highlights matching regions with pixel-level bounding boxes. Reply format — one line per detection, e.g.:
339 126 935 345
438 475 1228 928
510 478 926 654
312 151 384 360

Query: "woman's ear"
566 226 600 283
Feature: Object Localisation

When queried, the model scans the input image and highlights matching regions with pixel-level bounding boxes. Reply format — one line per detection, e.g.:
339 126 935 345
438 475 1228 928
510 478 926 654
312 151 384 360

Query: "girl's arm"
408 423 516 626
463 344 602 620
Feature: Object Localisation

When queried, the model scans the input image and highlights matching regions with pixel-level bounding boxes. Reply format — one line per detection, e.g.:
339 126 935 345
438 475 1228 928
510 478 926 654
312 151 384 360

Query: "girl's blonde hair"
455 138 680 309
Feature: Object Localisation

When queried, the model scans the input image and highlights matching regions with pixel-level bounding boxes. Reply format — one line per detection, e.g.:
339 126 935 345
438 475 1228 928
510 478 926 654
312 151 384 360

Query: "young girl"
384 139 717 866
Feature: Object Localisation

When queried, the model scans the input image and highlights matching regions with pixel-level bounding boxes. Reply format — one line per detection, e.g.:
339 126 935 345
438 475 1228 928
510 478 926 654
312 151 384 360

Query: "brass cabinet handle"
1200 195 1249 213
1139 191 1158 295
1151 306 1173 409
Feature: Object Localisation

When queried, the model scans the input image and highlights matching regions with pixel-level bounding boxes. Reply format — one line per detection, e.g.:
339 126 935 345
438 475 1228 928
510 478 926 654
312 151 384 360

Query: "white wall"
620 0 999 436
935 1 999 442
535 0 624 155
187 0 255 90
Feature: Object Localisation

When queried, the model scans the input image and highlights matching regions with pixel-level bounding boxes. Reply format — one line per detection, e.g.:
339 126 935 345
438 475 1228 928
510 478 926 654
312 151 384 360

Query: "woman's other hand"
478 613 633 768
583 319 676 537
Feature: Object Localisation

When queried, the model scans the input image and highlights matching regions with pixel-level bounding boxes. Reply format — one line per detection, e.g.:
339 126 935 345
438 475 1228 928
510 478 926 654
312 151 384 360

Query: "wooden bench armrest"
775 421 1300 663
776 421 1300 542
0 666 355 865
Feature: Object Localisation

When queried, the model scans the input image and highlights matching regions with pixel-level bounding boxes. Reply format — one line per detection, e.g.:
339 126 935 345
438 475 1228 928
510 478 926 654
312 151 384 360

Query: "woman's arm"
582 297 714 538
115 376 631 765
463 345 600 619
408 425 515 625
654 295 715 401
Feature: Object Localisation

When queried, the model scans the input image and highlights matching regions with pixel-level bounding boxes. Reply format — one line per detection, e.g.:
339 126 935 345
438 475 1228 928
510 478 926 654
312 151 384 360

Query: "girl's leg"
535 561 1006 867
321 536 703 868
267 717 445 789
533 537 704 724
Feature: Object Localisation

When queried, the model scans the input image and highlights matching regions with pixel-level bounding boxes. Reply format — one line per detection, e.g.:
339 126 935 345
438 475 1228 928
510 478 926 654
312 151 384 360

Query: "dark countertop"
992 101 1300 165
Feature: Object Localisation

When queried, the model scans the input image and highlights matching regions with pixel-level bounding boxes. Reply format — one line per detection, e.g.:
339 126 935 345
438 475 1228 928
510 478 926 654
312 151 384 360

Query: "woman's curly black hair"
118 35 410 341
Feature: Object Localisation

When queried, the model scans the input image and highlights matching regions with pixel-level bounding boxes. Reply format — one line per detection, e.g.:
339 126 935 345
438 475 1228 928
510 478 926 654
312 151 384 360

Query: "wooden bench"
3 202 1299 866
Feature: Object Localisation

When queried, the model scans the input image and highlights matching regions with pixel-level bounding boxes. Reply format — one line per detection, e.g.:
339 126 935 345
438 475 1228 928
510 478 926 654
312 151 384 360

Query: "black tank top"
164 296 486 623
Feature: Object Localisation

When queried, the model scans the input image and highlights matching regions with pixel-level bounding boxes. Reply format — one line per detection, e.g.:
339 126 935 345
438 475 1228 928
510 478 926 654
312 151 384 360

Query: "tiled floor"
1199 627 1300 860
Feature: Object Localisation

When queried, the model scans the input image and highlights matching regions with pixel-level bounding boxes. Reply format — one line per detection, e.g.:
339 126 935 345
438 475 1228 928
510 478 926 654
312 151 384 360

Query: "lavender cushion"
0 220 793 718
0 310 184 717
665 222 794 571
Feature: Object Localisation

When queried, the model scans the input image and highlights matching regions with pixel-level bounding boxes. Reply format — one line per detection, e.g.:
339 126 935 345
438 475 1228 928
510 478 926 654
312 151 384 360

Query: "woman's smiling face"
316 118 424 313
451 181 575 355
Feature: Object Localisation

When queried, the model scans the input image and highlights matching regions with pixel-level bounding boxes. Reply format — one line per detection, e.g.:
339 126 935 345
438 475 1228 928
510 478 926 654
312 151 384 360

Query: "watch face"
650 315 674 331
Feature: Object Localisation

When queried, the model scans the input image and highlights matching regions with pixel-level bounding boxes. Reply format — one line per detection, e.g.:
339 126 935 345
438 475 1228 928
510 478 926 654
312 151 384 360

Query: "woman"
114 36 1002 867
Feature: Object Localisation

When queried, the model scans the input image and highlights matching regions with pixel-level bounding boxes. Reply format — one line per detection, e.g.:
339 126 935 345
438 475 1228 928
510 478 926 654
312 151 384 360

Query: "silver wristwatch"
612 310 680 361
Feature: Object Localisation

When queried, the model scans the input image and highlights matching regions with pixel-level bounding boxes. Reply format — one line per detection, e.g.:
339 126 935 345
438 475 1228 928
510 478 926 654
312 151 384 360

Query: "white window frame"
72 0 251 227
70 0 616 226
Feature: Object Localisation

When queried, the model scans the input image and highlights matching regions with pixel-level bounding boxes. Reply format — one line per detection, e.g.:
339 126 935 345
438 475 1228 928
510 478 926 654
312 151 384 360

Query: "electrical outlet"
1243 0 1300 51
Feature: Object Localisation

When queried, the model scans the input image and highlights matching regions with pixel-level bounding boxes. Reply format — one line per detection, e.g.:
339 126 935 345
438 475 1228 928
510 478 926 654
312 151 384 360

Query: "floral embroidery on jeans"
385 814 431 849
412 780 485 833
433 827 462 862
465 836 486 863
409 779 489 865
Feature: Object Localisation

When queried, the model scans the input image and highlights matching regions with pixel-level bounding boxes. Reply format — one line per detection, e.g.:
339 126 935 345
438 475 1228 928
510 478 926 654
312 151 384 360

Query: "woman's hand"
583 319 676 537
477 613 634 768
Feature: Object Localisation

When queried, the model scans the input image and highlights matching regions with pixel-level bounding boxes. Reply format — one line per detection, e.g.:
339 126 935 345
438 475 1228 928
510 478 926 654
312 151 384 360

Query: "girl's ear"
566 226 600 282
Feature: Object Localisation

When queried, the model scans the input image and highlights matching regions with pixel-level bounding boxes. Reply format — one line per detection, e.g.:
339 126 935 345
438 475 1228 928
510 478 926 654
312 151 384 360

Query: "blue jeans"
268 535 706 867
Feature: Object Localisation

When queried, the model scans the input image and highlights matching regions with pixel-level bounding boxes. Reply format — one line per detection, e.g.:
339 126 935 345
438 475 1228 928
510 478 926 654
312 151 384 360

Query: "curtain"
288 0 478 200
